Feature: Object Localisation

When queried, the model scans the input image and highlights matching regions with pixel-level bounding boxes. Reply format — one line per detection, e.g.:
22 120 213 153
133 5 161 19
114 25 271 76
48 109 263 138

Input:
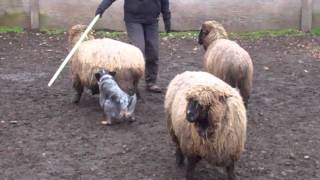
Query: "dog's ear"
109 71 116 77
95 71 103 81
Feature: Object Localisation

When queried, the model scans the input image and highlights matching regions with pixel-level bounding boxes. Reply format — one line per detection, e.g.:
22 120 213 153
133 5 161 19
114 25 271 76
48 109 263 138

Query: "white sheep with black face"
95 69 137 125
165 71 247 180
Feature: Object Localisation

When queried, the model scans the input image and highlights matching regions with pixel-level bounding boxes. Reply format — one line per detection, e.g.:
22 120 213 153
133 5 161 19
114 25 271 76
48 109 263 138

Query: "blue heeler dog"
95 69 137 125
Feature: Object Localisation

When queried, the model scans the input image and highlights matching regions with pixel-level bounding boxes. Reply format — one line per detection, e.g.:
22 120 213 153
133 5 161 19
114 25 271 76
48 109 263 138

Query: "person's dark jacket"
96 0 171 32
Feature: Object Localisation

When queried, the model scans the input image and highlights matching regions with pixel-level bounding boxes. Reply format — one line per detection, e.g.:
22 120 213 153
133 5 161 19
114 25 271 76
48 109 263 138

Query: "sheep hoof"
226 162 237 180
175 148 185 167
72 94 81 104
138 97 145 104
176 157 184 167
244 102 248 109
227 174 237 180
186 156 201 180
186 173 194 180
127 116 136 123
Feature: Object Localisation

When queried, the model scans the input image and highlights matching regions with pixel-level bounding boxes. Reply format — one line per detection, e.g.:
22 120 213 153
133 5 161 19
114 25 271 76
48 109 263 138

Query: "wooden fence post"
30 0 40 29
301 0 313 32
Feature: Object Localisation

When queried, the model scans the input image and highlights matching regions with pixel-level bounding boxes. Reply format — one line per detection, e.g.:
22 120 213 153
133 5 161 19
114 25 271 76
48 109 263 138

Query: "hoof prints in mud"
0 72 48 82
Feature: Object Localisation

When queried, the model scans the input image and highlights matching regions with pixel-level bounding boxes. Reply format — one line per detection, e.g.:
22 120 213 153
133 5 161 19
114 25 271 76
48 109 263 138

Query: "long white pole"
48 15 100 87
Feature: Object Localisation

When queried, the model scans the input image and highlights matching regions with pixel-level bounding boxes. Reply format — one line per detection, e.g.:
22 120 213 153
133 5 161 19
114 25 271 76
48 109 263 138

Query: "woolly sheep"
68 25 145 103
198 20 253 107
165 71 247 180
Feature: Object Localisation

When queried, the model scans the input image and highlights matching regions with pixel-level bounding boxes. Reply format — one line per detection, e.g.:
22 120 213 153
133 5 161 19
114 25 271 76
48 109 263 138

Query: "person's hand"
95 8 104 18
164 20 171 34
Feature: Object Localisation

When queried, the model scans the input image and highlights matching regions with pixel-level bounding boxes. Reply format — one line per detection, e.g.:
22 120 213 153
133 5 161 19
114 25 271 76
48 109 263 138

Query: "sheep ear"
217 93 229 103
95 71 103 81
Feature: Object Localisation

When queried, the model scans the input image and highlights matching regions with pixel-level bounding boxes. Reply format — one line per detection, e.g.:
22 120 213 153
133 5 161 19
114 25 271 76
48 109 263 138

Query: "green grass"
160 31 198 38
95 31 124 38
229 29 305 39
2 26 320 39
0 26 23 33
160 29 306 39
311 27 320 36
40 28 65 35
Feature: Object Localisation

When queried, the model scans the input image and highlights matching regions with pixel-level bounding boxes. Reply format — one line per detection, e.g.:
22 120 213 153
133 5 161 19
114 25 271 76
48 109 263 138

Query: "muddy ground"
0 31 320 180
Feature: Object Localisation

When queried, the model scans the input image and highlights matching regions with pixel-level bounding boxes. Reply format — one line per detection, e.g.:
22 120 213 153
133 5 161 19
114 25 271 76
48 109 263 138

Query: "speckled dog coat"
98 72 137 121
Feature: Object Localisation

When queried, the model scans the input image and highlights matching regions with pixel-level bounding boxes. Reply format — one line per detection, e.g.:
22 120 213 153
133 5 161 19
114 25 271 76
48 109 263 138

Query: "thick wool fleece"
165 71 247 166
68 24 145 93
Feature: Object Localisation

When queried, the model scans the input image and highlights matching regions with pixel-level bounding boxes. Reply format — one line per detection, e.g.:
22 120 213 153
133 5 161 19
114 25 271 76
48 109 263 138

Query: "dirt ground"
0 31 320 180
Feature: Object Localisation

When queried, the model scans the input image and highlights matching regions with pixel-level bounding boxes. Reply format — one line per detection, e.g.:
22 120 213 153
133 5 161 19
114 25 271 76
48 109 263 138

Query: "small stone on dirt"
289 153 295 160
304 155 310 159
304 69 309 73
101 121 108 125
264 66 269 70
162 37 168 41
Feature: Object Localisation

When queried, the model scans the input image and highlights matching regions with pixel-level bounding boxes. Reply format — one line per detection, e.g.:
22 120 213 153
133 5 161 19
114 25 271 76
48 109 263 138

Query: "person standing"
95 0 171 93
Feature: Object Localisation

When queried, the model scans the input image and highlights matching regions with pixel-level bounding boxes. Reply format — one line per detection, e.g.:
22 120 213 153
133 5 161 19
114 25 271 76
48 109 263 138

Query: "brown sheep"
165 71 247 180
68 25 145 103
198 20 253 107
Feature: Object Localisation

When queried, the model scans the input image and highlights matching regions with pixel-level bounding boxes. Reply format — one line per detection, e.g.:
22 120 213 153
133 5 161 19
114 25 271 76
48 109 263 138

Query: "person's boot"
146 82 162 93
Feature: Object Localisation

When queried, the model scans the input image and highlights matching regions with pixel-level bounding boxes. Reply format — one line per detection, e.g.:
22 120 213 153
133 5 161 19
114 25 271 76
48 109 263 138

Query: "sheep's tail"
238 62 253 107
224 61 252 107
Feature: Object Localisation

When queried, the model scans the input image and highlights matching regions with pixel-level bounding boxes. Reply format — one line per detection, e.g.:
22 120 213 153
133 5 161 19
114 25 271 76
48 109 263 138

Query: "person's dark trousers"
125 22 160 84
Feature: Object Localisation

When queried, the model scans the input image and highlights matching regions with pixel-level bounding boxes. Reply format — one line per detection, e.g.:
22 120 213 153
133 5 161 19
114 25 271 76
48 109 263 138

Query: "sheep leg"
91 84 100 95
226 161 237 180
136 88 144 102
134 80 144 103
244 100 248 109
240 91 249 109
186 156 201 180
175 146 184 167
169 125 184 166
72 76 83 104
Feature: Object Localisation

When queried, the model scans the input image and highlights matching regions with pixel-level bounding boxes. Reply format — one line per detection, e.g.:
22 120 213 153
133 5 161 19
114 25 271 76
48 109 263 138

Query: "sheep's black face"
187 99 210 138
198 29 204 45
186 100 208 123
198 28 208 45
187 100 201 122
